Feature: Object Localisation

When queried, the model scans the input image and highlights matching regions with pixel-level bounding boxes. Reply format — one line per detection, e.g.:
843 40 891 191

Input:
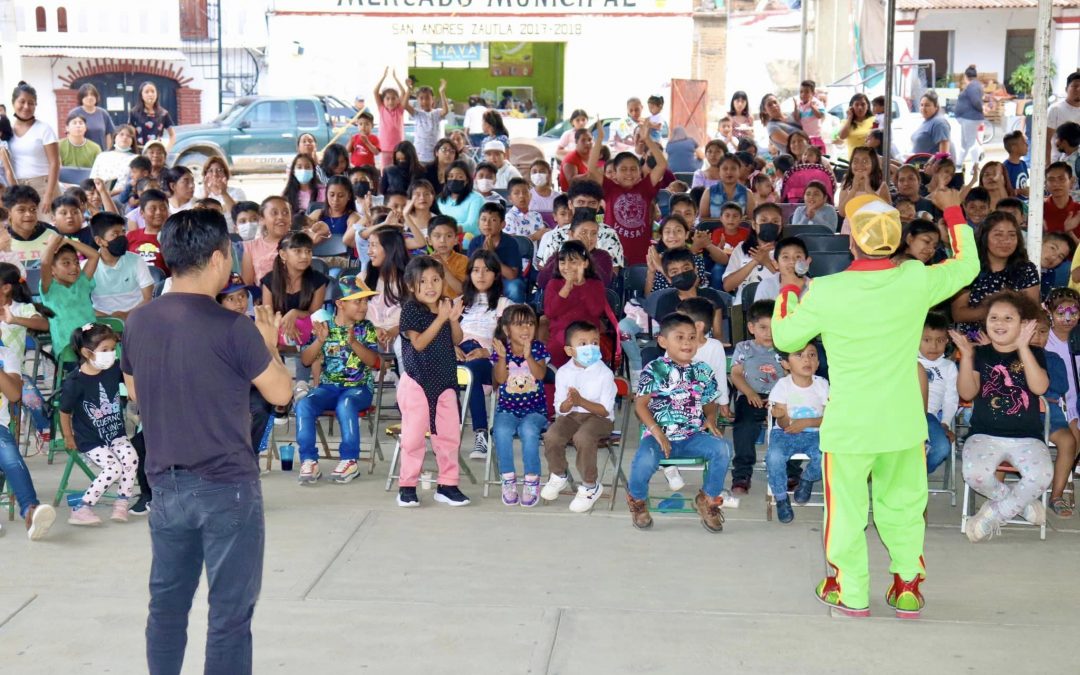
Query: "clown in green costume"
771 191 977 618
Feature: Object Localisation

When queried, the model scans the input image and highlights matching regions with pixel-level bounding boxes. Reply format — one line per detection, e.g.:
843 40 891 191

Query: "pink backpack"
780 164 836 203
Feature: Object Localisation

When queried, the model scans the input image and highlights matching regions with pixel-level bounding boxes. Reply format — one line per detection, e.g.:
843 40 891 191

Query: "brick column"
177 87 202 126
54 88 80 132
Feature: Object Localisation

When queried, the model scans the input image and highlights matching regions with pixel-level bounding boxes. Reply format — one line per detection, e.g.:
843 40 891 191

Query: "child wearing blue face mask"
540 321 618 513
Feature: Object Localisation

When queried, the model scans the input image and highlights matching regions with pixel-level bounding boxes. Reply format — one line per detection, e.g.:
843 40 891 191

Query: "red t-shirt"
602 176 661 266
127 228 169 275
349 133 380 168
711 225 751 250
1044 196 1080 234
559 150 589 191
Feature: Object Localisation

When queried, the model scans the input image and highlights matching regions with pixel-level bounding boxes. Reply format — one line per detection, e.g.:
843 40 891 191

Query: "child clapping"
541 321 618 513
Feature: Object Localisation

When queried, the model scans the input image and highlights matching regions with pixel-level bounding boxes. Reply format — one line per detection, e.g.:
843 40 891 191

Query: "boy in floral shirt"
627 313 732 532
295 275 380 485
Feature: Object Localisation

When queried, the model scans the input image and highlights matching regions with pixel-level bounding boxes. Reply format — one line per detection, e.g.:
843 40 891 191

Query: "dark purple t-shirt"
121 292 271 483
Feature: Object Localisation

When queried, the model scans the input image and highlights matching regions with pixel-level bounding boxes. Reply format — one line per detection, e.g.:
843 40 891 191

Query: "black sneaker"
434 484 471 507
397 486 420 508
129 494 151 515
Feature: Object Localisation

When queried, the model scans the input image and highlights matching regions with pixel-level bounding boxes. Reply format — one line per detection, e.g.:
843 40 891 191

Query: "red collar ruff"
848 258 896 272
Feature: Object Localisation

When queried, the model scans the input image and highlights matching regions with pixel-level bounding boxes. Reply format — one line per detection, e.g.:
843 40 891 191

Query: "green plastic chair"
46 346 79 465
649 457 710 514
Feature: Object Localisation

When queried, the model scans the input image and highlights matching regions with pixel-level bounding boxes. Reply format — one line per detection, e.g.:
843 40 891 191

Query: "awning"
19 46 187 60
898 0 1080 8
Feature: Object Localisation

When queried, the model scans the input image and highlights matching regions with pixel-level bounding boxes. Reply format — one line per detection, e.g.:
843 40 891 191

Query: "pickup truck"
167 95 360 174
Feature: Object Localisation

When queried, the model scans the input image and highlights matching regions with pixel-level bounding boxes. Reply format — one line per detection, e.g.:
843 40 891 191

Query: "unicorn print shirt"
970 345 1047 441
490 339 550 418
59 363 126 452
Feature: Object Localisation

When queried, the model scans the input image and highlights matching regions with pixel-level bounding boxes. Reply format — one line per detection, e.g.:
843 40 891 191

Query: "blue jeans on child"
21 375 49 432
628 432 732 500
925 413 951 474
491 411 547 475
0 426 40 518
618 317 644 381
463 358 493 431
504 277 526 303
295 384 374 463
766 429 823 501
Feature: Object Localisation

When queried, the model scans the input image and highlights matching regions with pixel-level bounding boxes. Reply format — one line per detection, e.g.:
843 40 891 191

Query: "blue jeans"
628 432 732 500
492 411 547 476
463 358 493 431
504 277 526 303
146 470 264 675
618 317 644 380
925 412 951 474
766 429 823 501
295 384 373 462
21 375 49 432
0 425 39 517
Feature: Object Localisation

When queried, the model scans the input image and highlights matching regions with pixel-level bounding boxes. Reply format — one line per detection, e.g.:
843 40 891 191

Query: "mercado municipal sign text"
335 0 660 10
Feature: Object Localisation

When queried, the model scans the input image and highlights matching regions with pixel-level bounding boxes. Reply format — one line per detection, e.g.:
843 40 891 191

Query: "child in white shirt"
918 313 958 474
540 321 618 513
504 177 547 241
767 342 829 523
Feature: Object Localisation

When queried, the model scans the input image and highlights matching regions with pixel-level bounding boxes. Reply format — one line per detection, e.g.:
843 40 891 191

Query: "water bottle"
279 444 295 471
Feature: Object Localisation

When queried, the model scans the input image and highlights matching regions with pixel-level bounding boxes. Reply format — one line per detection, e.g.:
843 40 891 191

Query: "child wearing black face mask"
88 212 154 320
721 203 783 306
661 247 725 338
646 216 710 294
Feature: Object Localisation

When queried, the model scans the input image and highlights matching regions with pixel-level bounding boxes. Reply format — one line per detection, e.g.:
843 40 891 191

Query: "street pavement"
1 413 1075 674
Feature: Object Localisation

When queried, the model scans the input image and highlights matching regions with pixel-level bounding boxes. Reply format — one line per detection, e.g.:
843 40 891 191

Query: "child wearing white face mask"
60 323 138 526
541 320 618 513
232 201 262 241
474 162 507 205
528 159 558 214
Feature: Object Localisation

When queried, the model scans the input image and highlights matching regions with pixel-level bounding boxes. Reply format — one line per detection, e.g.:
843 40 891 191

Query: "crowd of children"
3 72 1080 546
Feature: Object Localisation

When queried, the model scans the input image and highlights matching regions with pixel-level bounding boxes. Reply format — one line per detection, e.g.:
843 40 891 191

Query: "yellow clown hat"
844 194 902 256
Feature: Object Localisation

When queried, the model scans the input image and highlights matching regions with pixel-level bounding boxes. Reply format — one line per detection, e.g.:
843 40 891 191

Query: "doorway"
71 73 179 128
918 30 952 87
1004 29 1035 94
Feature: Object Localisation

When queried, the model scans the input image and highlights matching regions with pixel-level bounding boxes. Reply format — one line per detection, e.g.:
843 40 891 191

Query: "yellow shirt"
844 117 875 159
1069 244 1080 293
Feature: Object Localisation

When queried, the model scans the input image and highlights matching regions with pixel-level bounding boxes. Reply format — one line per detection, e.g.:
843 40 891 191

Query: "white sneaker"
1022 499 1047 526
469 432 489 460
298 460 321 485
569 483 603 513
965 502 1002 543
540 473 570 501
721 489 740 509
663 466 685 491
292 382 310 401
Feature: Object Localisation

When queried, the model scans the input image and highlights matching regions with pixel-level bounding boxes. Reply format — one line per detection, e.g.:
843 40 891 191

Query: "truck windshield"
214 101 251 125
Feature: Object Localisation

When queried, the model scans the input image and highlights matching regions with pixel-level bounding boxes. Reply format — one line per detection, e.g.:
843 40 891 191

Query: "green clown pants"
822 445 928 610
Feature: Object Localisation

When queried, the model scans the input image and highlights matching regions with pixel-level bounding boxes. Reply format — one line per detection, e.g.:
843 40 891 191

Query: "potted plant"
1009 51 1057 97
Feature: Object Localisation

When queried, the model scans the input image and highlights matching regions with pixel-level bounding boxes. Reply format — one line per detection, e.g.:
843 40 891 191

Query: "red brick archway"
55 60 201 134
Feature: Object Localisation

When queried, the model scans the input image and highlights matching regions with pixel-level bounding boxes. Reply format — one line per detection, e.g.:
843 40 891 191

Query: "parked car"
826 99 982 162
167 95 360 174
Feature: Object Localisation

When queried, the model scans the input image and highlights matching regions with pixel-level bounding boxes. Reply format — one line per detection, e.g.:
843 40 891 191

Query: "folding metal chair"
314 356 388 474
960 397 1051 540
763 408 825 521
927 414 958 506
384 365 477 490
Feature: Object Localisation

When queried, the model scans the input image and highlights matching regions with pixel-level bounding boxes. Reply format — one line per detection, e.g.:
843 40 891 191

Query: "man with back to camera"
771 190 976 619
121 208 292 675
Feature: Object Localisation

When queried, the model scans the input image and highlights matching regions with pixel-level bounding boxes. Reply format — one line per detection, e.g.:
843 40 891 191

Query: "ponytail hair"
0 262 54 318
493 303 538 346
70 322 118 364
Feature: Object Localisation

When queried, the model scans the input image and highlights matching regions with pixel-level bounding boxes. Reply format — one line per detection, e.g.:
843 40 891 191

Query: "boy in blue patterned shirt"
295 275 380 485
627 313 732 532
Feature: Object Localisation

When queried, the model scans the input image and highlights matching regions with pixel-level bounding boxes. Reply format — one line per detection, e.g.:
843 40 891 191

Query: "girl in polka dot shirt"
490 304 550 507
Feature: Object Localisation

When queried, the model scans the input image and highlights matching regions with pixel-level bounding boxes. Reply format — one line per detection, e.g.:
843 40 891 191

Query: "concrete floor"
1 412 1076 675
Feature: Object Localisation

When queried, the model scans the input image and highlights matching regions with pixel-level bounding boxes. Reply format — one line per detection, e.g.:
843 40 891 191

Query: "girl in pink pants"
396 256 471 507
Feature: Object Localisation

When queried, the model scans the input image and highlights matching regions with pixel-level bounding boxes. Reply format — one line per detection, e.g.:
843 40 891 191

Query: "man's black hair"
479 201 506 220
90 212 127 240
964 187 990 204
139 188 168 206
747 299 775 323
160 209 231 276
659 311 696 337
128 155 152 173
564 320 599 345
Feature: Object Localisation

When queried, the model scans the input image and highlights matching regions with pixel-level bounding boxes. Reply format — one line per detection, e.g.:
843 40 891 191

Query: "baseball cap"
218 273 258 299
338 274 378 302
482 140 506 154
142 139 167 156
844 195 901 256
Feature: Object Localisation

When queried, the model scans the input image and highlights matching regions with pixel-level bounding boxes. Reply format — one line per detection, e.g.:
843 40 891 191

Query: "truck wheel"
176 150 214 176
